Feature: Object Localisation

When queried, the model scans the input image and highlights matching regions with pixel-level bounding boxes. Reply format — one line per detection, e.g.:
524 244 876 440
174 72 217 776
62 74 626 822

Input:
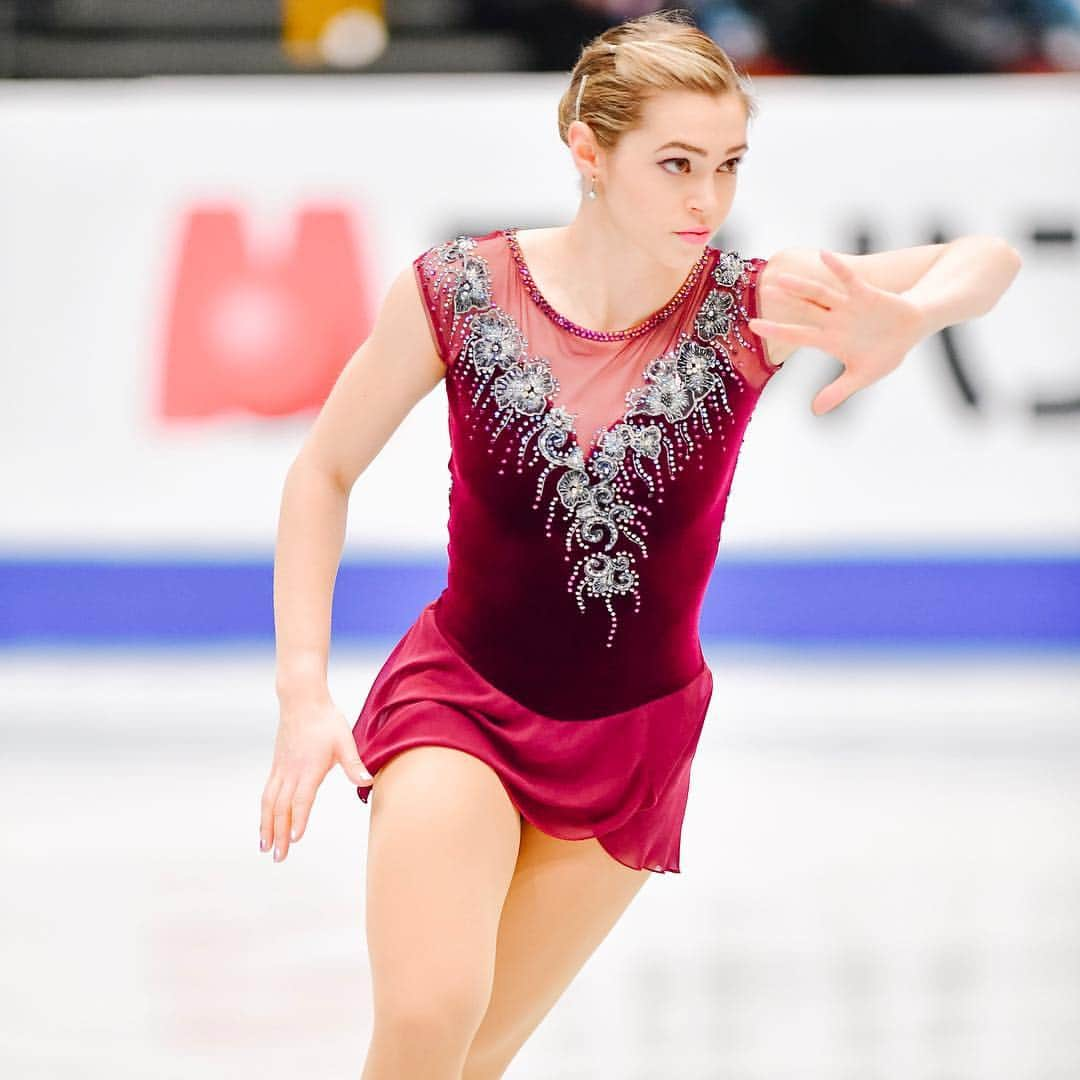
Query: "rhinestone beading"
418 232 763 647
503 227 712 342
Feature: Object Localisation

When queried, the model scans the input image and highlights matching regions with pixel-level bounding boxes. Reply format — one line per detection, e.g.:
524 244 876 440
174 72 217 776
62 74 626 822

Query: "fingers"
762 283 828 327
287 778 320 845
773 271 846 311
272 778 298 862
748 317 826 349
261 704 345 863
259 771 283 855
817 249 870 295
811 371 861 416
260 769 324 861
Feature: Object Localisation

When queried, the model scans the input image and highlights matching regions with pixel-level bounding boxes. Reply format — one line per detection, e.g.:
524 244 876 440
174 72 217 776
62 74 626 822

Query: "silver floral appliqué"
427 236 760 646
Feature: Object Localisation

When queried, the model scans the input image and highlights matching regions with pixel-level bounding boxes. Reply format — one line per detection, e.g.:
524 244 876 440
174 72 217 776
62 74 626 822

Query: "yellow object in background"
281 0 388 68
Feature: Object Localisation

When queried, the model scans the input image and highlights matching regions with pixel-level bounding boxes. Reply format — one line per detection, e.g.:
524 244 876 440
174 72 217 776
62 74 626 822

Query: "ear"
567 121 602 176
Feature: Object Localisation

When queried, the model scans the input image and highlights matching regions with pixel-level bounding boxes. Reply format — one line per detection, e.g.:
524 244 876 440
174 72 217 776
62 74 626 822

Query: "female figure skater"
260 10 1021 1078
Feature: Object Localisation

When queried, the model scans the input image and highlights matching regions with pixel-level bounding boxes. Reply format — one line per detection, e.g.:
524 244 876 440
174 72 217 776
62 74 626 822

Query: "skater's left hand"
748 249 926 417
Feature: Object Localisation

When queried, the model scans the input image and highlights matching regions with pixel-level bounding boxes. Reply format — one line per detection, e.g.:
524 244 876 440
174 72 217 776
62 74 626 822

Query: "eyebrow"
654 140 748 156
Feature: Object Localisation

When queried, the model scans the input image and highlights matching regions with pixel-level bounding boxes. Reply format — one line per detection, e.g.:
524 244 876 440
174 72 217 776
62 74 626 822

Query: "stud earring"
587 175 598 200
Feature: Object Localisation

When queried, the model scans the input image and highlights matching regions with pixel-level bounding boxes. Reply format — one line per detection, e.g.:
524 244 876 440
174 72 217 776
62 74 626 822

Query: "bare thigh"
461 820 651 1079
363 745 523 1078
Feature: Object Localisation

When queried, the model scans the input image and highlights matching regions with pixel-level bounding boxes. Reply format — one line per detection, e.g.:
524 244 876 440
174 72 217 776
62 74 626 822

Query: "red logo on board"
159 206 374 418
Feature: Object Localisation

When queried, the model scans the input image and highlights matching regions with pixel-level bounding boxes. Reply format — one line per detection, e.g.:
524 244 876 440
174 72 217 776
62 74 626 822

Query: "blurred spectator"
469 0 1080 74
691 2 772 68
468 0 614 70
698 0 1080 74
6 0 1078 77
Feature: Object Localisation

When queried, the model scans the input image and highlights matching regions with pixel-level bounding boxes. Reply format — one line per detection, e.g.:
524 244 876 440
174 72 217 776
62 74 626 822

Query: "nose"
687 179 721 218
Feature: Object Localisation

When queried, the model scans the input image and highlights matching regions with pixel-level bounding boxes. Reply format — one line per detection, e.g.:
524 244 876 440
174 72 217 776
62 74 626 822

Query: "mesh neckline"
502 226 715 343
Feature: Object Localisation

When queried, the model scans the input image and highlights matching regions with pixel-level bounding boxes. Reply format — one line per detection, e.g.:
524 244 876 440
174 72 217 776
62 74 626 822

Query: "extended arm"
749 236 1023 415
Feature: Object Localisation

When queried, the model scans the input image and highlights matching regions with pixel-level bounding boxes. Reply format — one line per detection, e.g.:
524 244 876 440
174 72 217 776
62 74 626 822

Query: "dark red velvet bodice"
413 227 779 721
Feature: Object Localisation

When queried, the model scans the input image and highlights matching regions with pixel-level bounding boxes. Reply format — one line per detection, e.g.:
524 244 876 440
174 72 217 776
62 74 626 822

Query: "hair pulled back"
557 9 758 156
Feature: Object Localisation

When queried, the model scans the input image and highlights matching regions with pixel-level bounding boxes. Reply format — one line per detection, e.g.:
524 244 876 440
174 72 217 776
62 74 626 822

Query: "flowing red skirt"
351 599 713 873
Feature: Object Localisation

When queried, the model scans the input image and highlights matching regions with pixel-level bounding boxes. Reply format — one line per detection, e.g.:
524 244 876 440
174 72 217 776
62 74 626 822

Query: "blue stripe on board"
0 555 1077 648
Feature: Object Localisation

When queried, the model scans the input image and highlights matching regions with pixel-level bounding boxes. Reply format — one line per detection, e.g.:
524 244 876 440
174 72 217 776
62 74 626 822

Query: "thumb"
338 731 374 786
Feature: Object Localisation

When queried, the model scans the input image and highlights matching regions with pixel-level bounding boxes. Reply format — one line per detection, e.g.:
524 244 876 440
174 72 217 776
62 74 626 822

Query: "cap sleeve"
412 235 487 369
715 252 781 393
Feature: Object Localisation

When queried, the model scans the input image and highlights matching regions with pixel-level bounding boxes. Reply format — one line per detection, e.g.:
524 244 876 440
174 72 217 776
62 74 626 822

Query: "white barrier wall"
1 73 1077 558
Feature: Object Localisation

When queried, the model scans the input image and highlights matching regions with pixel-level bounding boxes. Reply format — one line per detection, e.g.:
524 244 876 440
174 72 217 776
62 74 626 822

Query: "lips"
676 229 709 237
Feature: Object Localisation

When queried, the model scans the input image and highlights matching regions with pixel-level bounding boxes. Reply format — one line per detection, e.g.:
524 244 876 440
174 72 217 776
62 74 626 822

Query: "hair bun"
559 13 757 151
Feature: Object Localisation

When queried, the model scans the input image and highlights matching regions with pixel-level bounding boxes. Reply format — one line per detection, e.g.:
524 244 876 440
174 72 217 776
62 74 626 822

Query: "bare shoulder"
293 261 446 493
510 225 565 267
512 225 563 245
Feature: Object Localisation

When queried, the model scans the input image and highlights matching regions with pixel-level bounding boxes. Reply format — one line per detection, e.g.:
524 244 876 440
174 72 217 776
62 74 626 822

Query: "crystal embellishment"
417 232 761 647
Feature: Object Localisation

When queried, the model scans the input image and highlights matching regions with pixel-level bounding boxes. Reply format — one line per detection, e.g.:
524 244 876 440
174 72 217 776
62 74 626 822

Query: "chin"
658 241 697 268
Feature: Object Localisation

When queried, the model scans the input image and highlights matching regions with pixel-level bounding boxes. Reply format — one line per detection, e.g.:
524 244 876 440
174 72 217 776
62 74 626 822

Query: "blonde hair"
558 9 758 158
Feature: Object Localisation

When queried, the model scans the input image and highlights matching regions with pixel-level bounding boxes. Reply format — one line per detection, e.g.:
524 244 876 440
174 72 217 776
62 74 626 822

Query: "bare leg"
460 820 651 1079
361 745 523 1080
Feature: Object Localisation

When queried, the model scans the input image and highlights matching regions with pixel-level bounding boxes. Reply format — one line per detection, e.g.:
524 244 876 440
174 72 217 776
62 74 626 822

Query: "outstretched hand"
748 249 927 416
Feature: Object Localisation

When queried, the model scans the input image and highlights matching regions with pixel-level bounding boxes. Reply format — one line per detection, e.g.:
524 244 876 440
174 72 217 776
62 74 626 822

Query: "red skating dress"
351 226 780 873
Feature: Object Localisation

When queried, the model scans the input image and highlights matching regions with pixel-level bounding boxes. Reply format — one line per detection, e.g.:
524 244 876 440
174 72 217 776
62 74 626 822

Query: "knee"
374 978 491 1053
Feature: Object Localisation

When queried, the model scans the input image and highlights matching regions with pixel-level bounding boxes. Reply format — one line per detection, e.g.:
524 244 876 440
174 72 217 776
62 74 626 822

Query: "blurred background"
1 1 1078 1078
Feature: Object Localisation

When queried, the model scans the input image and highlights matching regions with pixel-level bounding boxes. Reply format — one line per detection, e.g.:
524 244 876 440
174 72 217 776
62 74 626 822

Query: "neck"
543 212 704 334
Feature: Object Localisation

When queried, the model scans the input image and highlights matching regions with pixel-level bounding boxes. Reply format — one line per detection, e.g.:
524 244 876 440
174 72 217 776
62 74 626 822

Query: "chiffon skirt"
351 598 714 873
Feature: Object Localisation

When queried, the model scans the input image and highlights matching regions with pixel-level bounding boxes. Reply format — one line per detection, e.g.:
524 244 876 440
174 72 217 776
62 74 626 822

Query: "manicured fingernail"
274 846 282 861
290 827 300 842
259 835 268 852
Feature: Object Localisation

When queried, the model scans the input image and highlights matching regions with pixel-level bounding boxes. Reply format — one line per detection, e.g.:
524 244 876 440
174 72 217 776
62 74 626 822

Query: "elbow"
966 234 1022 271
980 238 1024 316
996 238 1023 274
980 235 1022 274
287 452 351 499
997 239 1024 296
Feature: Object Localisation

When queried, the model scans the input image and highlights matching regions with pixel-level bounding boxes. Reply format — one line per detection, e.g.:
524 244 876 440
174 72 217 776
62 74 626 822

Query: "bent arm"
274 261 447 706
758 236 1022 367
